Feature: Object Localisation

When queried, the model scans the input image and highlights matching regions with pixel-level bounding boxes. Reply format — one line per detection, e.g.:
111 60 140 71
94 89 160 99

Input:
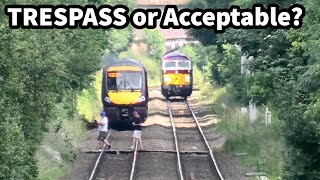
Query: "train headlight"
104 97 111 103
185 75 190 82
138 96 145 102
164 74 171 82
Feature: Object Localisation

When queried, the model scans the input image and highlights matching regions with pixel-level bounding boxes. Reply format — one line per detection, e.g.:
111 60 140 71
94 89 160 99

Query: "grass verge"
36 103 87 180
201 85 285 179
77 71 103 122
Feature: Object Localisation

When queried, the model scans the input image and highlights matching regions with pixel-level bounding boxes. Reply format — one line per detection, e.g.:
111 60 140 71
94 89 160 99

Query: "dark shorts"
97 131 108 141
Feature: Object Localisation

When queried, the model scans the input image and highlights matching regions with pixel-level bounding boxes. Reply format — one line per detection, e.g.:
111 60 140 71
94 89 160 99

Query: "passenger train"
101 59 148 130
161 52 193 100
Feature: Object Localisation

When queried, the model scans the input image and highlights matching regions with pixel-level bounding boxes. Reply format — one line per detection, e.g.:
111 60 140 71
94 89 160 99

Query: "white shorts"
133 130 142 139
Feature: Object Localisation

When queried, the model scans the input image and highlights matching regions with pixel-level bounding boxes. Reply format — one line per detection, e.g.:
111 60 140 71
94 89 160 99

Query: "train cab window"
125 72 143 90
163 61 177 69
107 71 142 91
107 72 124 90
177 61 190 69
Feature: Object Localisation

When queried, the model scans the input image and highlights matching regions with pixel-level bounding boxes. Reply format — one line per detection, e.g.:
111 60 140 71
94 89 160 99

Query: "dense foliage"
0 0 134 179
187 0 320 178
144 29 166 61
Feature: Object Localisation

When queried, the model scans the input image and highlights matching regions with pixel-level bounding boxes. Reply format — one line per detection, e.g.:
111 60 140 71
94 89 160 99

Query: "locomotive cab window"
177 61 190 69
163 60 191 69
163 61 177 69
107 71 143 91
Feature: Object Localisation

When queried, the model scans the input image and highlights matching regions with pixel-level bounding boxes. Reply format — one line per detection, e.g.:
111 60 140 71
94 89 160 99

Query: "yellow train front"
161 52 193 100
101 59 148 131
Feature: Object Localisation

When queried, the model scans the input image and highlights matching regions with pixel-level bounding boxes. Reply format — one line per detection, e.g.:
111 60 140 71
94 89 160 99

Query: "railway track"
88 130 140 180
87 96 224 180
62 88 254 180
88 130 112 180
167 99 224 180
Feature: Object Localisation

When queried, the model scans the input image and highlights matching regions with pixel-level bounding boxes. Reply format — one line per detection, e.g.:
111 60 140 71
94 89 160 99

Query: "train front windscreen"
163 60 191 69
107 71 143 91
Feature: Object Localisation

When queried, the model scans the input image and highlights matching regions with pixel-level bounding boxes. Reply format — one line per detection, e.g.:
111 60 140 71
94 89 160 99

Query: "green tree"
0 0 135 178
187 0 320 178
144 29 166 60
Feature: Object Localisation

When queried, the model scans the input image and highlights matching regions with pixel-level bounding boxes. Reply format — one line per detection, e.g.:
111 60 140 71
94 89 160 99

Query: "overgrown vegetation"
0 0 134 179
77 71 103 122
201 86 285 178
144 29 166 61
188 0 320 178
37 103 87 180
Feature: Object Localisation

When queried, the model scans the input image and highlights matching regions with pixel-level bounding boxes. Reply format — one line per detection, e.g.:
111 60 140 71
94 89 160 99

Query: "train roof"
103 58 146 70
162 52 192 61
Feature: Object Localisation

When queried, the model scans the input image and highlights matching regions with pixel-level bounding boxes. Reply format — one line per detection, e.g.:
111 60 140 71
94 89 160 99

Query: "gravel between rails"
168 100 219 179
97 153 133 180
134 152 179 180
181 154 217 180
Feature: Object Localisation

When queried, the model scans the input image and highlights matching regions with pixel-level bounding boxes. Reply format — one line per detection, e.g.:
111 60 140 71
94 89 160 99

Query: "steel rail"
129 140 139 180
167 101 185 180
186 100 224 180
88 130 112 180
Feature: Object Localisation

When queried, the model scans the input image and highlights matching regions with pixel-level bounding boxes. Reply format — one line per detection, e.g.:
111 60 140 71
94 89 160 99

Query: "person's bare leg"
103 139 111 149
103 139 110 146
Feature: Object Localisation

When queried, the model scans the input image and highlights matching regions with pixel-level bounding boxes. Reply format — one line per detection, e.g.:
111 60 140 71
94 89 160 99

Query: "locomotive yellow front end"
102 59 148 131
161 52 193 100
162 71 192 87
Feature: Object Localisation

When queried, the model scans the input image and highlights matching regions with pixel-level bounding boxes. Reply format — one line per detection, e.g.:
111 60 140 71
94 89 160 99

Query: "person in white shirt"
96 111 111 151
130 111 143 150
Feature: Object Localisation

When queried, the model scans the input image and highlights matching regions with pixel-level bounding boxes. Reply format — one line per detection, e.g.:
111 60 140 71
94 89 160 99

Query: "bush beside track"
36 103 88 180
200 85 284 179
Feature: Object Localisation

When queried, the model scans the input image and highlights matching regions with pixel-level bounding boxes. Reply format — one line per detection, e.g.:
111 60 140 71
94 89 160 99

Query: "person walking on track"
96 110 111 151
131 111 143 150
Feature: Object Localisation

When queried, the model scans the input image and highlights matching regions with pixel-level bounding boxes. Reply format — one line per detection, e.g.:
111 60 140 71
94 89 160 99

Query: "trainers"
107 145 111 149
98 148 103 152
130 146 134 150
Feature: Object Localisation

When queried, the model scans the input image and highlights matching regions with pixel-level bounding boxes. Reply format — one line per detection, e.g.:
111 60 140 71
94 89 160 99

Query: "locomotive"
101 59 148 130
161 52 193 100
